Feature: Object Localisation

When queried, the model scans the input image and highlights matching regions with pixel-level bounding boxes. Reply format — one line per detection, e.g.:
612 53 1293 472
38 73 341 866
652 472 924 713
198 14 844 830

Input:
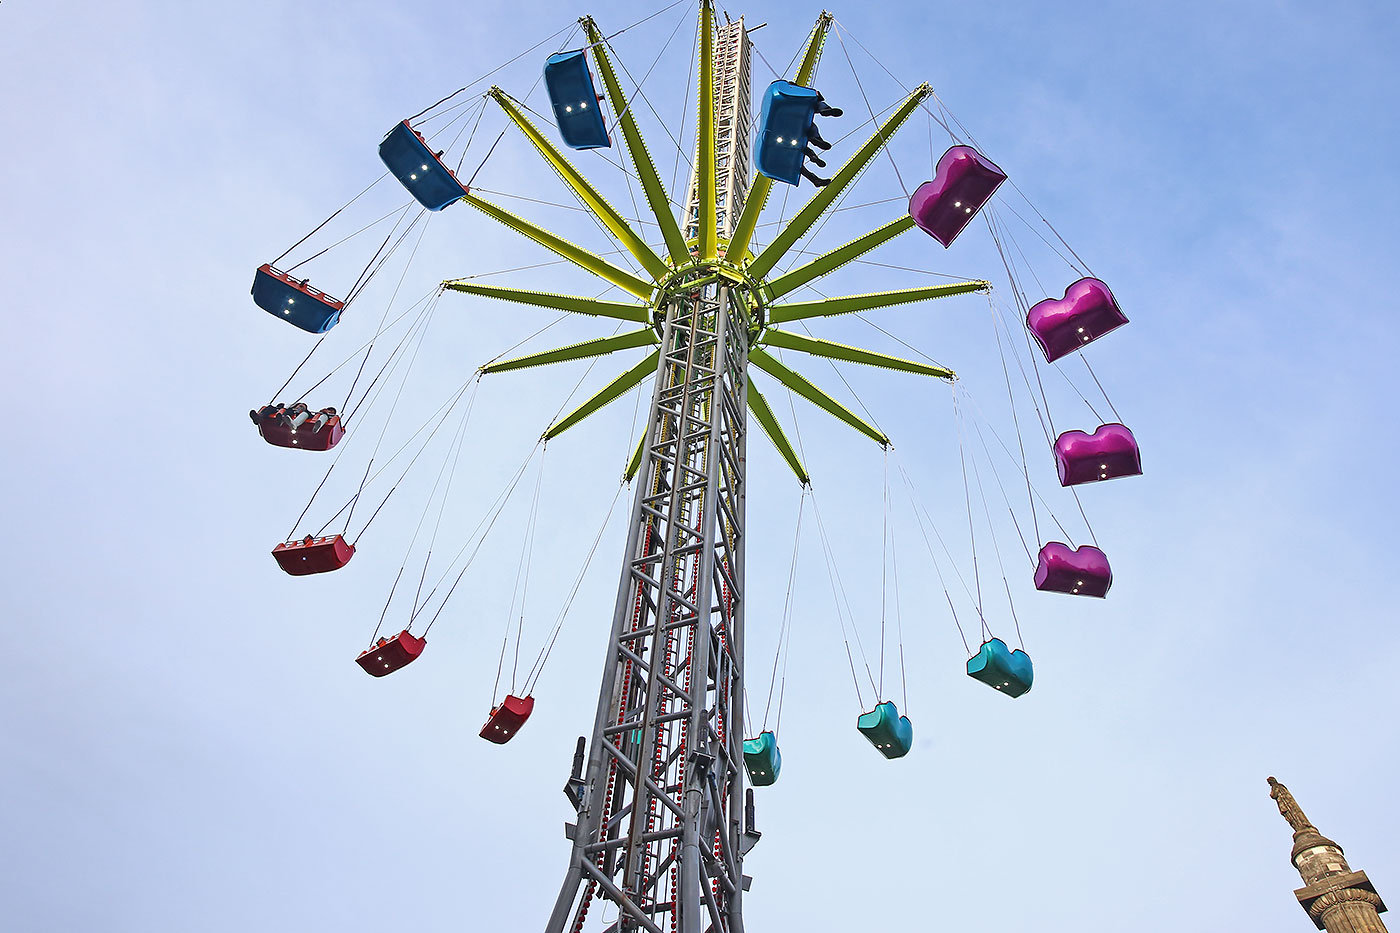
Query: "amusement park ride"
247 3 1139 931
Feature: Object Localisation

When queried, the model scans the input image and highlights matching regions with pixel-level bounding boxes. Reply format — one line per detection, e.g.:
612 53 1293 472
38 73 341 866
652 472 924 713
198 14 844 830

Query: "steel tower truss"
547 273 750 933
441 6 991 931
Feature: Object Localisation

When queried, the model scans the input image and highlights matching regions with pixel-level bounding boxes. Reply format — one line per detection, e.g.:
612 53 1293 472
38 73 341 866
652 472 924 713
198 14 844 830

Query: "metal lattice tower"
439 6 989 929
685 17 752 241
548 16 754 933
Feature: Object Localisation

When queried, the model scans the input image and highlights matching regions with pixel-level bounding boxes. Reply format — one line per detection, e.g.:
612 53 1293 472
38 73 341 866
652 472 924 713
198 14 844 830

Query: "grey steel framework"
548 18 756 933
439 5 989 929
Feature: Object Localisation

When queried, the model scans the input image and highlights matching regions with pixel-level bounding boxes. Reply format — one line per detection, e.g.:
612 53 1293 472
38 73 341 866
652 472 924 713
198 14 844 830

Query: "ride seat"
251 403 344 450
755 80 835 187
966 638 1033 698
1026 277 1128 363
252 264 345 334
908 145 1007 248
480 694 535 744
856 700 913 759
378 120 471 211
543 51 611 150
1053 422 1141 486
271 534 355 575
355 630 427 677
742 731 782 786
1034 542 1112 597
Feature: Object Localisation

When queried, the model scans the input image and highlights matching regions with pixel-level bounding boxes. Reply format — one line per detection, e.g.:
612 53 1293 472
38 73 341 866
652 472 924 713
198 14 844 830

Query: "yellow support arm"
462 191 655 300
545 350 661 440
443 281 649 323
759 329 953 379
750 347 888 446
747 84 932 282
489 87 668 281
482 329 658 374
583 17 690 266
695 0 717 260
768 280 990 323
748 383 810 484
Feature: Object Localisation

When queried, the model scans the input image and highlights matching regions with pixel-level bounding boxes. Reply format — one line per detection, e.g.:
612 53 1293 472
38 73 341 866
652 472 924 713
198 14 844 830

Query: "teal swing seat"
742 731 782 786
856 700 912 759
966 637 1033 698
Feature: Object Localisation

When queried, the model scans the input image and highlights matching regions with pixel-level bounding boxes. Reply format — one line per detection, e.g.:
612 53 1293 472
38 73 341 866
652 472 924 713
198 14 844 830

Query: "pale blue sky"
1 1 1396 931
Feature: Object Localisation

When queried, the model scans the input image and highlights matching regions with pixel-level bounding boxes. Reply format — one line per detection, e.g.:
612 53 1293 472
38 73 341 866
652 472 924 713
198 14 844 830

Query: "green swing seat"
742 731 782 786
856 700 912 759
966 637 1034 697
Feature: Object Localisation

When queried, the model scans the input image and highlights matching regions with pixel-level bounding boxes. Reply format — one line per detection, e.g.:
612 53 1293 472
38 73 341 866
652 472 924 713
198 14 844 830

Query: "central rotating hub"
651 252 768 344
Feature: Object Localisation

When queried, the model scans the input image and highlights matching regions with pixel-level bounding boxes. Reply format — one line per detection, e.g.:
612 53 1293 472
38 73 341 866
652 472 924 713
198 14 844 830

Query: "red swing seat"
271 534 355 575
479 694 535 744
251 403 345 450
355 630 426 677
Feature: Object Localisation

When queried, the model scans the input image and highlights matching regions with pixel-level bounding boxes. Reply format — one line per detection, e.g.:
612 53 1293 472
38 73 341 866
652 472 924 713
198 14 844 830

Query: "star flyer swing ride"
247 4 1142 931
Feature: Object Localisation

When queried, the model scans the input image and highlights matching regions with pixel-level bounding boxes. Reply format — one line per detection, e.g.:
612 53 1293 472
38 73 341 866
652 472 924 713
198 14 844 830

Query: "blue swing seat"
742 731 782 786
544 50 610 150
756 80 822 186
856 700 912 759
251 264 344 333
378 120 470 211
966 637 1033 698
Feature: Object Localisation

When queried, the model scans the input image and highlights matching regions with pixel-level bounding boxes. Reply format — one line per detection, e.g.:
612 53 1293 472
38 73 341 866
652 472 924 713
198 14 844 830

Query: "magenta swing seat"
480 695 535 744
1054 423 1142 486
355 630 426 677
1034 542 1112 597
1026 277 1128 362
908 145 1007 247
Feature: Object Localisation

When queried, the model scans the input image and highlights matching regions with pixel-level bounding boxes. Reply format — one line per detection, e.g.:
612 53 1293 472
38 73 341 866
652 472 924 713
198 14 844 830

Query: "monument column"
1269 777 1389 932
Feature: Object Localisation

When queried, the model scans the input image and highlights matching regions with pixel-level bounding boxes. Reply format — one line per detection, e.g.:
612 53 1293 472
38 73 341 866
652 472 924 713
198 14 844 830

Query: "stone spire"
1268 777 1388 931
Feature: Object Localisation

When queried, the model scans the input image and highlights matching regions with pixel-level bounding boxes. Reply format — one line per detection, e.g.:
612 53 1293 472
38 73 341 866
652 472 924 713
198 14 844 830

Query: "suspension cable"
986 293 1041 549
969 416 1035 566
879 446 889 698
967 417 1022 647
367 377 479 628
810 489 879 704
272 174 389 267
505 447 548 696
985 209 1057 441
522 477 629 695
274 288 433 407
341 210 435 413
282 203 413 276
960 390 1079 547
347 379 476 544
762 489 806 732
412 376 481 616
337 293 440 534
834 22 908 199
370 568 405 646
953 383 988 639
1081 353 1124 423
421 442 542 635
265 336 326 408
890 495 909 711
406 21 578 123
345 292 438 423
896 459 972 655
